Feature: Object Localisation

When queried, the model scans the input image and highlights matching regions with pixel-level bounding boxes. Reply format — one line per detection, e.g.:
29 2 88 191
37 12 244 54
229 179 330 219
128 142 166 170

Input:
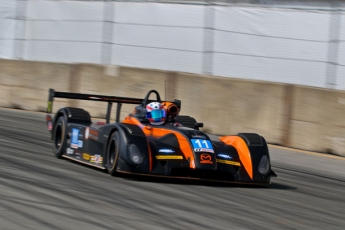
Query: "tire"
52 116 67 158
106 131 120 176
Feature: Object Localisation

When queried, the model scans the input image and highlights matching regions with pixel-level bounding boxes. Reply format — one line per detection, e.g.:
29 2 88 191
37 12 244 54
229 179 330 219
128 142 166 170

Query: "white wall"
23 1 104 63
2 0 345 89
0 0 16 59
212 7 331 88
111 3 205 73
336 13 345 90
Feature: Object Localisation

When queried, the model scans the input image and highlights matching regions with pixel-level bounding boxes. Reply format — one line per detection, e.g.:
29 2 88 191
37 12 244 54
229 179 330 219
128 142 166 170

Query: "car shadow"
119 172 297 190
63 158 296 190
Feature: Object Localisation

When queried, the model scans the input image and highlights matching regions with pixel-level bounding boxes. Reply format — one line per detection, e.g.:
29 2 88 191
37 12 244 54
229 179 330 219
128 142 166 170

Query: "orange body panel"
123 116 196 169
162 102 179 113
219 136 253 180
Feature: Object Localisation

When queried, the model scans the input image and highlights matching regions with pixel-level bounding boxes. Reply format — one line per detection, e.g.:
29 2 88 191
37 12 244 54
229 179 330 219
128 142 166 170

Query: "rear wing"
47 88 147 125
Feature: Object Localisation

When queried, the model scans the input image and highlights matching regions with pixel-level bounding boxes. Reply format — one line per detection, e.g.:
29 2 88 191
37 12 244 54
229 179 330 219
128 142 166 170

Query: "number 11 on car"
191 139 214 153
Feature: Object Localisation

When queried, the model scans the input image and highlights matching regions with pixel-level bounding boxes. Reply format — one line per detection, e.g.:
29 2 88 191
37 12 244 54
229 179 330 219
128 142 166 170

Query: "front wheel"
106 131 120 176
52 116 67 158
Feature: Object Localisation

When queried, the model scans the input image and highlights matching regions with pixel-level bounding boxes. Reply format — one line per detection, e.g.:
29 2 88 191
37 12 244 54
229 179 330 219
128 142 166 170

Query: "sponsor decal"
194 148 214 153
216 159 241 166
156 155 183 160
217 154 232 159
126 127 133 134
90 155 103 164
82 153 91 161
46 115 52 130
66 148 74 155
46 114 52 121
78 140 83 148
191 139 214 153
71 128 79 149
200 153 213 164
191 135 206 139
48 122 52 131
89 129 99 141
158 149 175 153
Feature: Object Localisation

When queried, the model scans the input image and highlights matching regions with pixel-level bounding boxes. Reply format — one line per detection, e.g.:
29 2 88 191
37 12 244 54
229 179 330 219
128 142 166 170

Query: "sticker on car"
71 128 79 149
191 139 214 153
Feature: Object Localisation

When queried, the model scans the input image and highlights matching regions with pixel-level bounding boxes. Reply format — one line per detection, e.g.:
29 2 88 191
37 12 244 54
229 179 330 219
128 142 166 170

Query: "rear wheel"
52 116 67 158
106 131 120 176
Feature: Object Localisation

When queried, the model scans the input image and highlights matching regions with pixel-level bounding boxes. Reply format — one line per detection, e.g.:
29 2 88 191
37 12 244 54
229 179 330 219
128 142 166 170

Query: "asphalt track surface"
0 108 344 230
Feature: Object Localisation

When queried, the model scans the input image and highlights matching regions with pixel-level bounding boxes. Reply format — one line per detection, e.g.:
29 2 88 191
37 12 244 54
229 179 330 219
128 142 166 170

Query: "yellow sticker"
216 159 241 166
47 101 52 113
82 153 91 161
156 155 183 160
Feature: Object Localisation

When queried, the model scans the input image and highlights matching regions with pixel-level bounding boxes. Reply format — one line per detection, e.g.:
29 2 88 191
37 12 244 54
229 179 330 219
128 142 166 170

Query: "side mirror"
196 123 204 128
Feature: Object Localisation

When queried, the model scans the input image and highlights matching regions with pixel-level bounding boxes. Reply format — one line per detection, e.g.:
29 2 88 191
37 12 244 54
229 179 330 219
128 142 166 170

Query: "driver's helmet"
146 102 166 125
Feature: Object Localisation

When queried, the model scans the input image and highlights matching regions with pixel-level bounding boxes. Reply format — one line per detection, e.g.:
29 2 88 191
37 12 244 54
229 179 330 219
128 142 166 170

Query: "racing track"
0 108 344 230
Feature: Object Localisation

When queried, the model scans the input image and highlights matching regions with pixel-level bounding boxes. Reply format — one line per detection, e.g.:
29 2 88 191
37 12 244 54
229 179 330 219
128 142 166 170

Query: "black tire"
52 116 67 158
106 131 121 176
176 115 199 130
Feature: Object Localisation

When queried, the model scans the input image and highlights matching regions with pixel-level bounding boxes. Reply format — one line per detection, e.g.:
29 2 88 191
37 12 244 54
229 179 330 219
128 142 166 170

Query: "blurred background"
1 0 345 155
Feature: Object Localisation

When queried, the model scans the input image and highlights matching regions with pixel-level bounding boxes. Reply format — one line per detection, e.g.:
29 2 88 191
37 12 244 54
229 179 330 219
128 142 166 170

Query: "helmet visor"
151 110 165 120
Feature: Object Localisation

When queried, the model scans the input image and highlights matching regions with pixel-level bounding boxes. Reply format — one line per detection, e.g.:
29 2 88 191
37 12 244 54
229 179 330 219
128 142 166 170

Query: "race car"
46 89 276 185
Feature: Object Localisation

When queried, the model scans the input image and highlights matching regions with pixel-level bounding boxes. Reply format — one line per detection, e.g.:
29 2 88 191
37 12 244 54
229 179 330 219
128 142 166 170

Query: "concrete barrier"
0 59 72 111
168 73 287 144
289 86 345 155
1 59 345 156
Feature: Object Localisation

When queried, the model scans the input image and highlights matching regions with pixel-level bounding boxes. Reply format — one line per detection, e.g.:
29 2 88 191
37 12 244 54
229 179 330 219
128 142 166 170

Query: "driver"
146 102 166 125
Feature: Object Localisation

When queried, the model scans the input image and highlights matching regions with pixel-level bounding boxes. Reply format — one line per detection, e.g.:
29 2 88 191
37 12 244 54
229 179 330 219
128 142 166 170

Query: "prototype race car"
46 89 276 185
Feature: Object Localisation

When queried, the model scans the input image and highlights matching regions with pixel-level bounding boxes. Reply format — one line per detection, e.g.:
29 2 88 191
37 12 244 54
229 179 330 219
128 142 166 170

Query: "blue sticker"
71 128 79 148
191 139 214 153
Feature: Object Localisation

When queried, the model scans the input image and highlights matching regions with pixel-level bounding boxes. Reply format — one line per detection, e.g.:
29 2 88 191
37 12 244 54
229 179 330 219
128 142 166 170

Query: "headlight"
128 144 143 165
258 155 270 175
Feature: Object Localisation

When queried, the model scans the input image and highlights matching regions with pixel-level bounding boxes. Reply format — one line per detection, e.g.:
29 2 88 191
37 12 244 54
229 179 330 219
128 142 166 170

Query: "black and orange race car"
46 89 276 185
